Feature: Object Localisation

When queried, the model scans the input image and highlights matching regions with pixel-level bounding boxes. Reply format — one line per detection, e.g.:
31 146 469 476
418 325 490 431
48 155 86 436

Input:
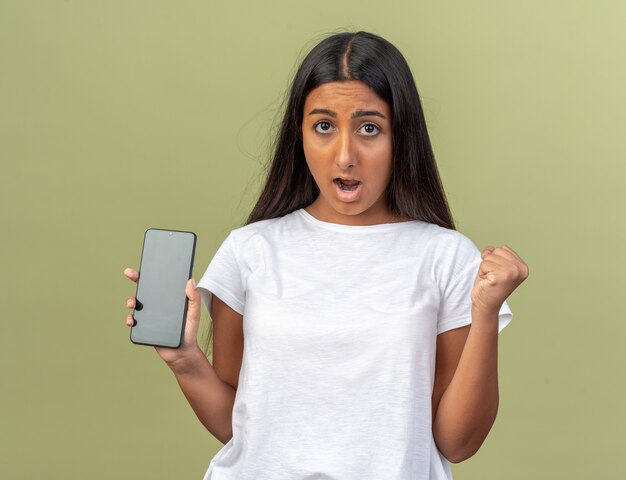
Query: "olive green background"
1 1 624 478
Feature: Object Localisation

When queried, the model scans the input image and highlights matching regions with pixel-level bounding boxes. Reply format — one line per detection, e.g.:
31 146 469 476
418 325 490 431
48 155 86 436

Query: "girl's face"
302 80 394 226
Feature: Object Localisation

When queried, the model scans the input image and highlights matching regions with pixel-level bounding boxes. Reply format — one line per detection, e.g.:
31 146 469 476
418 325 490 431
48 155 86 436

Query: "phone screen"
130 228 196 348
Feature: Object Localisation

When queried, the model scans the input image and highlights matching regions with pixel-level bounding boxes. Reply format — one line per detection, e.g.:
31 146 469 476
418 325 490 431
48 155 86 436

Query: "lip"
333 177 361 187
333 178 361 202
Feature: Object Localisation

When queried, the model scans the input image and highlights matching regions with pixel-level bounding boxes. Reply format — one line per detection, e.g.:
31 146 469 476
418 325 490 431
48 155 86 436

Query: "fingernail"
191 279 197 288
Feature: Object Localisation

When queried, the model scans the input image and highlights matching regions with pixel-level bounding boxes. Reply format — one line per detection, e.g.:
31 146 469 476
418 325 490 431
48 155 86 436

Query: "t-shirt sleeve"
196 233 245 317
436 233 513 335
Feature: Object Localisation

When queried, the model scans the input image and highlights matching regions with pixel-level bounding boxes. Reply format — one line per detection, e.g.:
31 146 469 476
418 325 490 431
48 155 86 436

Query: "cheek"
302 146 316 174
302 132 314 164
378 141 393 177
302 139 329 174
357 143 393 175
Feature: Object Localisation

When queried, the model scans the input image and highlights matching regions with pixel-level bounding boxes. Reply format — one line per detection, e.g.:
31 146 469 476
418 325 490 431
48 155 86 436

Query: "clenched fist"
471 245 529 316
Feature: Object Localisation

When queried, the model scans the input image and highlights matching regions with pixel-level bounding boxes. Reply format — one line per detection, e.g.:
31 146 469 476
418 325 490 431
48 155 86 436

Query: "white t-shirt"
197 209 512 480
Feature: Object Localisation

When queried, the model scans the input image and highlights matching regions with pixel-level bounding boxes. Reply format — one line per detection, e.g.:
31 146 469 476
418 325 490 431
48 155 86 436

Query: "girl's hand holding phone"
124 267 204 371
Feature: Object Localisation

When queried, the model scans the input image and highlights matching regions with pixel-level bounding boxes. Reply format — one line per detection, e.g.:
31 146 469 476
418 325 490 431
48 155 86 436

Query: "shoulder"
229 217 278 242
408 222 479 258
226 210 304 249
412 224 481 285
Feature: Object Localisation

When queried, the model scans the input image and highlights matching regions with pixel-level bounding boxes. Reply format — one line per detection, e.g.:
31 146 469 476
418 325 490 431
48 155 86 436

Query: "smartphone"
130 228 197 348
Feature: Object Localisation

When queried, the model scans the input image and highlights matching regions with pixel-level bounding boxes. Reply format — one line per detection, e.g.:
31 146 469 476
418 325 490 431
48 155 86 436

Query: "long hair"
247 31 455 230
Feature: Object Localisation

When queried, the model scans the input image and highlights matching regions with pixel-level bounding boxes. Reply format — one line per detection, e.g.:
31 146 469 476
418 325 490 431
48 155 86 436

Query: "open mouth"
334 178 360 192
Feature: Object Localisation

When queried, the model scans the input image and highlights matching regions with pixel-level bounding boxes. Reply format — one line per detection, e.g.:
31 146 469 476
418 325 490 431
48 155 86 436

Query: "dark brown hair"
247 31 455 230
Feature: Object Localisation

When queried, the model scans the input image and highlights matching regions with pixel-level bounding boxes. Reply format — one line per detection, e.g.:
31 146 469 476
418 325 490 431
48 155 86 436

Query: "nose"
335 130 356 170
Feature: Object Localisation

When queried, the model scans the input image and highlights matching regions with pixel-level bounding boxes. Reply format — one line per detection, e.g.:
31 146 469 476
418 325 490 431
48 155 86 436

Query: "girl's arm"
431 245 528 463
431 314 498 463
169 345 238 444
171 294 244 444
124 269 243 444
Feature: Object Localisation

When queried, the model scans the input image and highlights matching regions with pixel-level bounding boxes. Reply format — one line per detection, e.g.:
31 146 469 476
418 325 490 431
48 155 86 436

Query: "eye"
358 122 380 136
314 121 334 134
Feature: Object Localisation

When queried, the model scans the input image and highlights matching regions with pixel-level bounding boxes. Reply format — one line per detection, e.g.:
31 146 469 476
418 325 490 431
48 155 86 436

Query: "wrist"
471 302 501 318
166 345 207 376
471 304 500 333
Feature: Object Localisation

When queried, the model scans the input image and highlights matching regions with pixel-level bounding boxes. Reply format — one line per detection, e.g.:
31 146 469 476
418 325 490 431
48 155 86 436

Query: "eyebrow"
307 108 387 119
353 109 387 119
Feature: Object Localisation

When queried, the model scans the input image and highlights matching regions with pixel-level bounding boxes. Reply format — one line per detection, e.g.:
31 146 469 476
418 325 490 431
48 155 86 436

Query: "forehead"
303 81 391 116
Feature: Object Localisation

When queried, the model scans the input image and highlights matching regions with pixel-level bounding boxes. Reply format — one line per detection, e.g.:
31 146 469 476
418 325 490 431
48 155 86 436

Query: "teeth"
335 179 359 192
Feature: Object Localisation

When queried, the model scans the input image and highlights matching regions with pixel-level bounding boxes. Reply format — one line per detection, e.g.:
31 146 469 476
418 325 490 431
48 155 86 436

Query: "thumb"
185 278 201 325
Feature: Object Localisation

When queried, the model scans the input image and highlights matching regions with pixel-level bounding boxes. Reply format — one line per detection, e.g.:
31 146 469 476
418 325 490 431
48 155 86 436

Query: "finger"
478 259 501 277
479 256 529 285
477 262 499 285
480 249 511 269
125 314 136 327
494 246 529 275
481 246 495 259
490 245 518 260
126 297 136 309
123 268 139 283
482 246 518 264
185 278 200 326
499 245 525 262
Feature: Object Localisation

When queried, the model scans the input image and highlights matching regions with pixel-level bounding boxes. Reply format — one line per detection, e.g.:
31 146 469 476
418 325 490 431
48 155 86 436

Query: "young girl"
124 31 528 480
